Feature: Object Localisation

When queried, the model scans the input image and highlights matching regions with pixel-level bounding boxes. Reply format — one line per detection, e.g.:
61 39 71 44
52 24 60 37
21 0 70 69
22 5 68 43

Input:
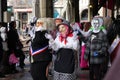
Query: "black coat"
31 30 52 62
7 28 20 51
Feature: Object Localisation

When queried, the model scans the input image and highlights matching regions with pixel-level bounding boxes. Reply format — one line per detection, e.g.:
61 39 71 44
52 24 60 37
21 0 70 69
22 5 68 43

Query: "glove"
93 52 98 56
73 32 78 40
45 33 53 40
0 27 6 33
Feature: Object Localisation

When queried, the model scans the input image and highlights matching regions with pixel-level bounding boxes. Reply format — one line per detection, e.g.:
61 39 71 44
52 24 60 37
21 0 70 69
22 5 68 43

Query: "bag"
9 53 19 65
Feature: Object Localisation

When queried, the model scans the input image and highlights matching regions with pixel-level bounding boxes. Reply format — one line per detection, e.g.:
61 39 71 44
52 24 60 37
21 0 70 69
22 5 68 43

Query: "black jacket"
7 28 20 50
31 30 52 62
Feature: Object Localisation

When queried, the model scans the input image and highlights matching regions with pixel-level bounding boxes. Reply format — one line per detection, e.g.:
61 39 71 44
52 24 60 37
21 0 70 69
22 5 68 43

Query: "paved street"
0 56 90 80
0 36 90 80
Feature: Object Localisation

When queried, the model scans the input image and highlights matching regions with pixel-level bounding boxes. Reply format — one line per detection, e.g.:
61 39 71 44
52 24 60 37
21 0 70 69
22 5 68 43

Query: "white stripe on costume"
108 35 120 54
30 45 48 56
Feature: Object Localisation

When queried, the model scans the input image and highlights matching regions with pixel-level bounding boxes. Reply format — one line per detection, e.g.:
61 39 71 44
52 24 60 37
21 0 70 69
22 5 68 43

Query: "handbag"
9 53 19 65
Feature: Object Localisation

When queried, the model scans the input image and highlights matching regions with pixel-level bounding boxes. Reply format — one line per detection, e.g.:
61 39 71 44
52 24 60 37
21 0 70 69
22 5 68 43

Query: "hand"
73 32 78 40
0 27 6 33
45 33 53 40
93 52 98 56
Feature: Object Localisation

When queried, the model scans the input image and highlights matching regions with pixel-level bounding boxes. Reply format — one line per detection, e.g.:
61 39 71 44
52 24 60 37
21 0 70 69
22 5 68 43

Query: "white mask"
35 26 46 31
91 17 103 33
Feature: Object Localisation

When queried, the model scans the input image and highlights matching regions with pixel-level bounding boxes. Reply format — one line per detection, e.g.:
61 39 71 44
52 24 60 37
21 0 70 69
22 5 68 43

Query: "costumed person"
71 22 89 70
28 16 38 40
30 18 52 80
26 16 38 63
103 44 120 80
45 22 80 80
107 15 120 64
7 21 25 73
48 17 65 76
0 23 6 78
51 17 65 39
84 16 109 80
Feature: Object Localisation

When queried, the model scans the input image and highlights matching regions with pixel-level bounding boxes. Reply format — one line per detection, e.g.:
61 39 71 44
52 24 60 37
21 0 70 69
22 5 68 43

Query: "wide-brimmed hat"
57 21 72 32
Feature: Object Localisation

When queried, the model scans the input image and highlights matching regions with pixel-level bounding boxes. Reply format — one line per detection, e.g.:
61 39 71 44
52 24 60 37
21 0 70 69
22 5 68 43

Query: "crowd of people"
0 21 25 78
27 15 110 80
0 15 119 80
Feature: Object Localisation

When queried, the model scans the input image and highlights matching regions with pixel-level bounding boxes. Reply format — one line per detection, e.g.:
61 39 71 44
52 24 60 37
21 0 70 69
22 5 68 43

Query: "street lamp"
88 4 93 21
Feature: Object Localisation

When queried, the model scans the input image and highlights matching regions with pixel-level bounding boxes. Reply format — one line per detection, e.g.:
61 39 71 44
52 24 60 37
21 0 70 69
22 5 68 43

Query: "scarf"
59 33 73 44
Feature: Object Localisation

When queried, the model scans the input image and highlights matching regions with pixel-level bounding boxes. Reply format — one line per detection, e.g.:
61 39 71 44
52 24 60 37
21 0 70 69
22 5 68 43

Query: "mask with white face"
93 19 99 30
91 17 103 33
35 26 47 31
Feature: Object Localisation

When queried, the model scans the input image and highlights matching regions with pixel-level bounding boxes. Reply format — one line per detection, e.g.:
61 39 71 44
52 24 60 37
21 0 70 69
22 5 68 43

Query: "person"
71 22 88 69
26 16 38 63
103 45 120 80
0 23 6 78
30 18 52 80
47 17 65 76
50 17 64 39
107 15 120 63
27 16 38 40
7 21 25 73
84 16 109 80
45 22 80 80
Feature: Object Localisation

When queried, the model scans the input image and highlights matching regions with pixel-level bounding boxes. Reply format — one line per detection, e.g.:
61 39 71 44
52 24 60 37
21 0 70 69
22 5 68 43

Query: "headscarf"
57 22 73 44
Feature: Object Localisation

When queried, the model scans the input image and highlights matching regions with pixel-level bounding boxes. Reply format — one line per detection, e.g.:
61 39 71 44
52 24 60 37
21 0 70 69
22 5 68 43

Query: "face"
13 22 16 28
55 19 63 26
59 25 67 34
36 22 43 27
92 19 99 30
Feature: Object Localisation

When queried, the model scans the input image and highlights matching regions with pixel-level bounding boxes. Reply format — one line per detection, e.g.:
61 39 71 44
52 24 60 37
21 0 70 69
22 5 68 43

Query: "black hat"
57 21 73 32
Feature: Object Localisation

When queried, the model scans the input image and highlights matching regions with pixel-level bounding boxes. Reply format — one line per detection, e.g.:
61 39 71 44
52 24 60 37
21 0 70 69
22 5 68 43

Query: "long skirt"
53 48 76 80
80 43 88 69
53 71 76 80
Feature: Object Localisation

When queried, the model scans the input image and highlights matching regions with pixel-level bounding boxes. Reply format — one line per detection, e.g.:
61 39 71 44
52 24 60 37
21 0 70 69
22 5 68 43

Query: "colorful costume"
84 16 109 80
46 22 80 80
30 18 52 80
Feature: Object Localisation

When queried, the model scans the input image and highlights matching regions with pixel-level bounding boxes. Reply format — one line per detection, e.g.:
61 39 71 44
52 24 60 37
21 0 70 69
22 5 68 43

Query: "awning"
14 8 32 12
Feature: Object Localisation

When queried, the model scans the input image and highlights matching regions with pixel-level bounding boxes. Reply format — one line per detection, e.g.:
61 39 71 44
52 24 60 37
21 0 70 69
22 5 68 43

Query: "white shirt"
49 33 80 51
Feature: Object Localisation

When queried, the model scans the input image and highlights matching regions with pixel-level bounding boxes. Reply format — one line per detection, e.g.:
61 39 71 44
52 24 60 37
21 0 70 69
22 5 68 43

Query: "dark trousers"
14 49 25 68
31 61 50 80
0 50 3 64
89 64 102 80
